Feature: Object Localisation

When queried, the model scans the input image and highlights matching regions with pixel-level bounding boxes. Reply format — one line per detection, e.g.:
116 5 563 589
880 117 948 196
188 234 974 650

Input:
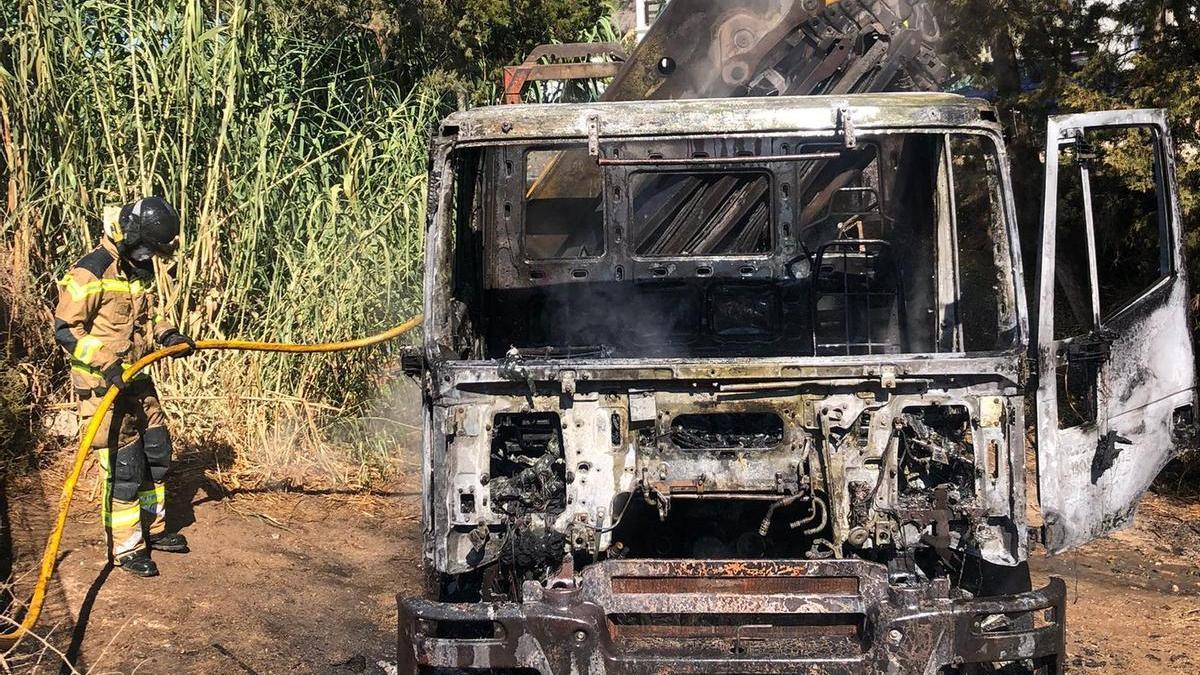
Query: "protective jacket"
54 237 177 395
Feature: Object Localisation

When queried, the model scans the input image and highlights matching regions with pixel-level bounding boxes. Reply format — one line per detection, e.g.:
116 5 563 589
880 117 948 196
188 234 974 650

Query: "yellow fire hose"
0 314 423 643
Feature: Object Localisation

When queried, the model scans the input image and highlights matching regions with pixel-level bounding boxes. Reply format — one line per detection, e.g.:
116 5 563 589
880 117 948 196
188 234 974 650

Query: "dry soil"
4 449 1200 674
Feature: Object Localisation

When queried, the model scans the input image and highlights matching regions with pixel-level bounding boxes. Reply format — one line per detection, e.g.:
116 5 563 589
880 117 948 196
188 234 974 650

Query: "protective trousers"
79 382 172 559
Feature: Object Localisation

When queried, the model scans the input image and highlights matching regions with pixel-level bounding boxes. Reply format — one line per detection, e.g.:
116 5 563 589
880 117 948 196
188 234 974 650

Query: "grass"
1 0 443 486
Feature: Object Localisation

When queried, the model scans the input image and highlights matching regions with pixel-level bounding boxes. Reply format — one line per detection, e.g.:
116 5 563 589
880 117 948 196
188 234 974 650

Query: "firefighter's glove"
102 363 130 391
159 330 196 358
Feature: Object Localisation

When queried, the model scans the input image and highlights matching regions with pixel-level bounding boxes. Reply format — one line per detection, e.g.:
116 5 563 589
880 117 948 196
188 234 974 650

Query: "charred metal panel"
1036 109 1197 554
431 394 635 573
426 368 1027 573
436 356 1026 391
440 94 995 145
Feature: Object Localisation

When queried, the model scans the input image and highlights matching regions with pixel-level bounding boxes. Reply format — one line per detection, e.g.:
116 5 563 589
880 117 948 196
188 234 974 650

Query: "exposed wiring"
758 493 807 536
583 488 638 533
790 493 829 536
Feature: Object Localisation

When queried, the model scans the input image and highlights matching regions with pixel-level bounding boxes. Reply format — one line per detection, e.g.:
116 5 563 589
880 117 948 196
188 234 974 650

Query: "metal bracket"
559 369 577 396
879 365 897 389
587 114 601 158
501 42 628 105
400 345 426 377
628 391 656 426
837 106 857 149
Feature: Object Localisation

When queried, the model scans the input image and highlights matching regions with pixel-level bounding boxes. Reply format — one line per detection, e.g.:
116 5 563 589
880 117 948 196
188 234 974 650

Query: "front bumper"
398 559 1065 674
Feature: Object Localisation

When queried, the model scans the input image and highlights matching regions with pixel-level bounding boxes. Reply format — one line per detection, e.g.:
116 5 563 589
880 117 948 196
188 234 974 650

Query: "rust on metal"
501 42 628 104
610 575 858 595
397 560 1068 673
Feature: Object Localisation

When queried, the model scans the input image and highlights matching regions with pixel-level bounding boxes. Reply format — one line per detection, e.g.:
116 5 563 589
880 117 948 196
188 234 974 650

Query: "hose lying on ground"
0 314 424 643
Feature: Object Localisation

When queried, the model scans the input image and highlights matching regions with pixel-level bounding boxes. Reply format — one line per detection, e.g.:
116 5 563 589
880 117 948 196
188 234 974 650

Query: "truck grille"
595 561 871 658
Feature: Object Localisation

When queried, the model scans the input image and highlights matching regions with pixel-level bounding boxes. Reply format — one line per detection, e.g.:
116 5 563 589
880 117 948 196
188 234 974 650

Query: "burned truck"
398 95 1196 673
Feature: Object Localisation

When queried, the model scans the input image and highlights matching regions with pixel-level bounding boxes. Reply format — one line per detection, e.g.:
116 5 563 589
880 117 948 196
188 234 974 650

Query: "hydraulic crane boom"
513 0 950 243
607 0 947 100
502 1 947 104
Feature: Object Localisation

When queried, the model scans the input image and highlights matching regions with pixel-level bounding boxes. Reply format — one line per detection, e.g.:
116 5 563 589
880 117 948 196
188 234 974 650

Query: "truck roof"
441 92 999 143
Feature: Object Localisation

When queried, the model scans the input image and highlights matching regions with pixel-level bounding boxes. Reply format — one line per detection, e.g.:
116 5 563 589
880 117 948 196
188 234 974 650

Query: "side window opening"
1048 124 1171 429
1087 126 1170 318
950 134 1016 353
447 148 487 359
1052 142 1096 341
1051 141 1102 428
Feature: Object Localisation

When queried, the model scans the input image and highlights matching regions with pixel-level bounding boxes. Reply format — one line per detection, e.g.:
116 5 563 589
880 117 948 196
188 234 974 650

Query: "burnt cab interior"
444 132 1017 360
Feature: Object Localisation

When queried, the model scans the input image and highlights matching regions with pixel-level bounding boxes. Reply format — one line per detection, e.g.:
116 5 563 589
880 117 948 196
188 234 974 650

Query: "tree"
265 0 609 100
937 0 1200 288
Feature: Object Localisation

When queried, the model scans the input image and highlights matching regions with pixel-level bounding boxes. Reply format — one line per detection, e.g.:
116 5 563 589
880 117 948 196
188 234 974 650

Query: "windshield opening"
438 132 1017 360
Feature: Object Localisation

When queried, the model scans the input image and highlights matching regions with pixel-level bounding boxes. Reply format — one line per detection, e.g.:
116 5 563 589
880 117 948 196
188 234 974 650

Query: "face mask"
129 245 155 262
159 237 179 257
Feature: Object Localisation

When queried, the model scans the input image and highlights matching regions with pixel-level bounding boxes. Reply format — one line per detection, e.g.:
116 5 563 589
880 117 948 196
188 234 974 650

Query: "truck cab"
399 93 1195 673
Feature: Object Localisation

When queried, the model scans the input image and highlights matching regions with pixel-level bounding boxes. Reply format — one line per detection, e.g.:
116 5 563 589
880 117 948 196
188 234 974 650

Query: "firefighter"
54 197 196 577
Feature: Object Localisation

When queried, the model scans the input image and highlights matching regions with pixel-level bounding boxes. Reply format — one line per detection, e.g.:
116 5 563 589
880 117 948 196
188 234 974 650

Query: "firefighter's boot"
115 549 159 577
149 532 189 553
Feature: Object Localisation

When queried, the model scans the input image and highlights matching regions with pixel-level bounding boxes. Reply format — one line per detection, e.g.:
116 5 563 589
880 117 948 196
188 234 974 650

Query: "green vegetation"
0 0 604 485
290 0 608 98
937 0 1200 264
2 0 1197 485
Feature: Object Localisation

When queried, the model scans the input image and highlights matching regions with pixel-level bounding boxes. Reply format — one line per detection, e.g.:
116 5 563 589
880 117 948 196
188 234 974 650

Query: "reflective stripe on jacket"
54 237 176 391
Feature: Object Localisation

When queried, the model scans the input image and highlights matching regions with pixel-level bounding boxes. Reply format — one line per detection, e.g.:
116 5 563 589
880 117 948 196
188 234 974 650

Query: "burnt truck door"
1035 108 1196 554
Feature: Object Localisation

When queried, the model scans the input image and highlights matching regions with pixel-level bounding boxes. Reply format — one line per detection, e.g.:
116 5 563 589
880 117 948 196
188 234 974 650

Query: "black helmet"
117 196 180 259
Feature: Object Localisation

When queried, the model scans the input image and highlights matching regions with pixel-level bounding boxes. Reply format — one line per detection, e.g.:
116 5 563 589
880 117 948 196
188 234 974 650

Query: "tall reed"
1 0 446 483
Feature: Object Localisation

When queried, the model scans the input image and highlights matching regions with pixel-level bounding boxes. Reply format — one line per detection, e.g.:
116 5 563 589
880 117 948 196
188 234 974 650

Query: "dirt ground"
2 447 427 674
4 449 1200 674
1032 492 1200 673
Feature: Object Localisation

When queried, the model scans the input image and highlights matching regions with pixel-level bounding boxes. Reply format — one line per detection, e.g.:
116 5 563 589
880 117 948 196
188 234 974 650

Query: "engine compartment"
429 381 1025 601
